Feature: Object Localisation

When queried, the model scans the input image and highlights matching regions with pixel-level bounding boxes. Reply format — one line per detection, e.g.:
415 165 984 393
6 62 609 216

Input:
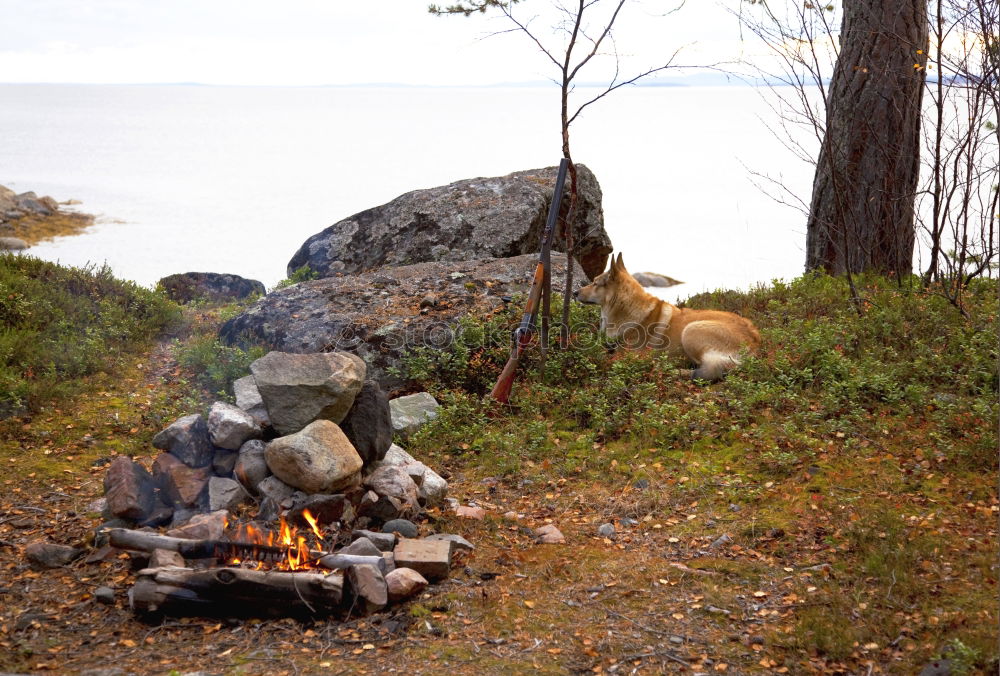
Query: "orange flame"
226 514 326 571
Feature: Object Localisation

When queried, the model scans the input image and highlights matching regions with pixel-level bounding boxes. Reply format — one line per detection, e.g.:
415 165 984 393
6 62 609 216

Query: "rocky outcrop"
631 271 683 288
287 165 611 280
157 272 266 304
0 185 94 245
220 253 587 389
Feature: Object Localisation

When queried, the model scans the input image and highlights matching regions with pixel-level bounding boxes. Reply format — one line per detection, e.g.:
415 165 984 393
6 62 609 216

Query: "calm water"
0 84 814 298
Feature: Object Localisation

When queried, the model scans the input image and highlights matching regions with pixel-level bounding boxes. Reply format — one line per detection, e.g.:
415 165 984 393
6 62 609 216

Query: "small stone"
669 635 684 645
503 511 518 520
351 530 397 552
166 510 228 540
25 542 82 569
728 503 741 513
208 401 262 450
234 439 270 493
710 533 733 549
257 475 296 505
347 563 387 613
287 493 348 526
597 523 616 539
419 294 437 308
385 567 428 602
341 537 382 558
208 477 250 512
149 549 186 568
633 478 650 490
620 518 639 527
212 449 239 477
233 374 271 427
94 586 116 605
382 518 419 539
393 538 451 582
534 524 565 544
424 533 474 556
455 505 485 520
152 414 215 468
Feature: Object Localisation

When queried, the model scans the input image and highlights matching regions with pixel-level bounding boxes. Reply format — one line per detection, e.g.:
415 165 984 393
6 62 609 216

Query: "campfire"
225 510 328 571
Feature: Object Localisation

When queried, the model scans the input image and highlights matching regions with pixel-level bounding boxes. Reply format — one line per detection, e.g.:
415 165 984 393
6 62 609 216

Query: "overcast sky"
0 0 762 86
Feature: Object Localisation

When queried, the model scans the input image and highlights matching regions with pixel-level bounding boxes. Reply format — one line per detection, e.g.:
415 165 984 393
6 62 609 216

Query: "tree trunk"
805 0 928 278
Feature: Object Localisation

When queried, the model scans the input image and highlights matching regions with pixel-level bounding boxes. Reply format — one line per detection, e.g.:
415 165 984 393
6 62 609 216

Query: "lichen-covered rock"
207 401 261 450
265 420 363 493
220 254 586 389
287 164 610 280
157 272 265 304
250 351 366 435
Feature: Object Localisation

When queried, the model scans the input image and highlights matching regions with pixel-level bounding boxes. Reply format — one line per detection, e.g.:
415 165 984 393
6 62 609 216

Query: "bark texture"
806 0 928 277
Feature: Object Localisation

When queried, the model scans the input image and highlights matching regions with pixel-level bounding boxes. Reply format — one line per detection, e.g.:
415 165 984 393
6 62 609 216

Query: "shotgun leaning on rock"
490 158 570 404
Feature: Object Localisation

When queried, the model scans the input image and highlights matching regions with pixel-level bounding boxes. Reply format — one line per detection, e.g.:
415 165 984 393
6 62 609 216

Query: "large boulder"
207 401 261 450
265 420 363 493
287 165 610 280
157 272 265 304
103 457 155 521
220 253 587 389
250 351 366 435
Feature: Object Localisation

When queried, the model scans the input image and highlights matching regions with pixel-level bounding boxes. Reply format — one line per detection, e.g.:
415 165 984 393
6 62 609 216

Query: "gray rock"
24 542 82 569
385 567 428 603
286 493 348 526
265 420 363 493
152 414 215 468
208 477 250 512
709 533 733 549
339 380 392 469
424 533 474 556
389 392 439 439
233 375 270 427
218 254 587 389
382 518 418 539
157 272 265 304
94 586 116 605
153 452 210 508
257 475 296 505
380 444 448 506
341 537 382 557
250 351 366 434
346 563 387 614
597 523 616 539
234 439 270 494
287 164 610 280
212 449 238 477
351 529 397 552
149 548 186 568
364 465 420 516
207 401 261 450
0 237 28 250
534 524 565 544
630 271 682 288
166 510 228 540
919 660 953 676
102 456 155 521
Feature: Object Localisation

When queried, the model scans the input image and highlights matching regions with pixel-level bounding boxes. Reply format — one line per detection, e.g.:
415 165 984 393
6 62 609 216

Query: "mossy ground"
0 267 997 675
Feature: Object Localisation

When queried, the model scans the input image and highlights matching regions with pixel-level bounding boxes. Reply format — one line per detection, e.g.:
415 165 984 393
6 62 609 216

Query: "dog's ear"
607 252 620 278
616 253 626 271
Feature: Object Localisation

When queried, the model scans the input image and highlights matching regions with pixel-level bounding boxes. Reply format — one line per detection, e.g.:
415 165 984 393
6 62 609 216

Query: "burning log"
108 528 387 572
130 566 344 617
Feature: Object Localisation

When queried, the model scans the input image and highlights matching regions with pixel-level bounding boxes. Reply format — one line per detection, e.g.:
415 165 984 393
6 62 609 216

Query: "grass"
395 271 999 673
0 253 179 415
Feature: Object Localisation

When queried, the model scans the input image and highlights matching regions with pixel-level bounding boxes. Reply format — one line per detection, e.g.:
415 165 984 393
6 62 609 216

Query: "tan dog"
574 254 761 381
